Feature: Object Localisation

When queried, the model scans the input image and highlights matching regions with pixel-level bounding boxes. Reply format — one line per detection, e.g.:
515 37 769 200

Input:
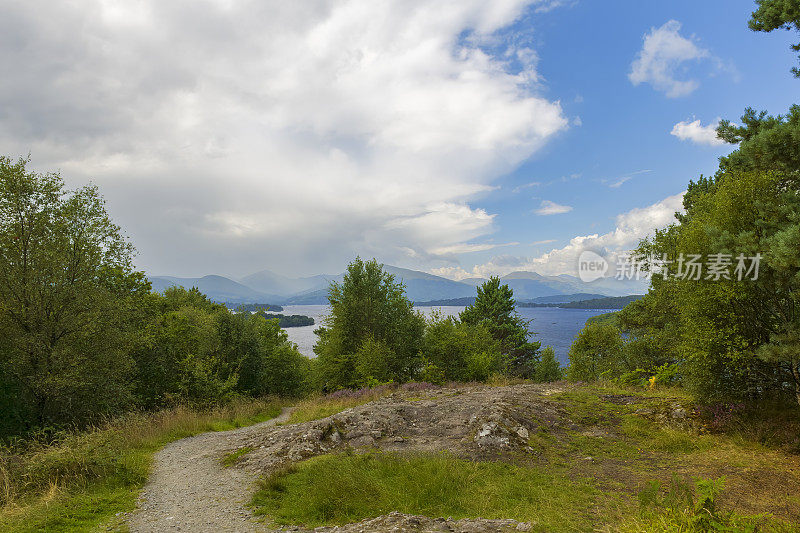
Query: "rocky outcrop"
235 383 576 476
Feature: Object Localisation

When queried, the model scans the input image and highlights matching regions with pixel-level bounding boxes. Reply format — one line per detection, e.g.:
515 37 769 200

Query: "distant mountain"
148 275 281 303
240 269 341 297
457 277 486 287
281 266 476 304
499 271 577 299
414 297 476 307
499 271 642 298
150 265 643 305
383 266 476 302
283 289 330 305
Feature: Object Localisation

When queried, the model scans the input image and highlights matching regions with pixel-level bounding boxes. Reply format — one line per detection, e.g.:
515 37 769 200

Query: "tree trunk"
792 361 800 408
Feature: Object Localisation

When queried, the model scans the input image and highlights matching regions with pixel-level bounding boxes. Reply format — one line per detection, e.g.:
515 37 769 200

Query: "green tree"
749 0 800 76
534 346 564 382
634 170 799 404
134 286 310 406
313 258 425 389
460 277 541 377
566 322 624 382
421 312 506 382
716 105 800 175
0 156 149 429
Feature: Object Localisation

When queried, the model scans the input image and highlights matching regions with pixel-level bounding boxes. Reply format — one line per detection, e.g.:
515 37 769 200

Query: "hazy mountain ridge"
148 266 641 305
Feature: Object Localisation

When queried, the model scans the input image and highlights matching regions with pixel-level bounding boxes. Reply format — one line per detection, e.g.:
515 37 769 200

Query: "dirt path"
127 407 294 533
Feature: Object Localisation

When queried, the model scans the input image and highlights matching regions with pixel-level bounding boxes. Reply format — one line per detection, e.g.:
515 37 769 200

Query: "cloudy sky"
2 0 796 279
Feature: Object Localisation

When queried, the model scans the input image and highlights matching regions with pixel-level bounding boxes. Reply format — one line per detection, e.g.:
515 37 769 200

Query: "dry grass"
285 383 439 424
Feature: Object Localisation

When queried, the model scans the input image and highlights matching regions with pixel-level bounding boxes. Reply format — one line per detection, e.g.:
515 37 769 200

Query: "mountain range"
148 265 645 305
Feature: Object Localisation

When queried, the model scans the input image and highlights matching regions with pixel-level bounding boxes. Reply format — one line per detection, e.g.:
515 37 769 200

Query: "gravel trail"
127 407 294 533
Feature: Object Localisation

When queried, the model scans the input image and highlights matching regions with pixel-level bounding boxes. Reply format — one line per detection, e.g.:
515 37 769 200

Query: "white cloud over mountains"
629 20 712 98
0 0 568 277
670 119 725 146
436 192 685 280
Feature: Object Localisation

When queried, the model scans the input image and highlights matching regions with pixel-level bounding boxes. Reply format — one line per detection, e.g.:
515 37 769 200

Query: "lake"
279 305 610 365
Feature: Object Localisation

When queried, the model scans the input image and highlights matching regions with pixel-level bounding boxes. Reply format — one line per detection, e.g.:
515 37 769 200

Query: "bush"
421 312 506 382
567 322 624 381
534 346 563 382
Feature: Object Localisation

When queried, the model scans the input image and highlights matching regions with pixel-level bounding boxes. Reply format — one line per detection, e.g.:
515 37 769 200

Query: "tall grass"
0 397 283 532
252 451 609 531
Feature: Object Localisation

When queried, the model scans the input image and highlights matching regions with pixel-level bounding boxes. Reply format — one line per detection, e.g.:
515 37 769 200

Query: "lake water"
279 305 609 365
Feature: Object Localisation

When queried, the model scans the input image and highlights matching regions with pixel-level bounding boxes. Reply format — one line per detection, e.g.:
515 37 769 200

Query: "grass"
252 450 797 532
221 447 253 467
252 451 612 531
256 383 800 531
0 397 283 532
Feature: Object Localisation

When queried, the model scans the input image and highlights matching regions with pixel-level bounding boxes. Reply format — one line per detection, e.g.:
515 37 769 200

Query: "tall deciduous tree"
0 156 150 428
313 258 424 389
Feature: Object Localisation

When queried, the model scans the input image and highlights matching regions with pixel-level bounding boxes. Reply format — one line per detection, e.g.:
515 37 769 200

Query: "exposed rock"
237 383 574 476
295 511 533 532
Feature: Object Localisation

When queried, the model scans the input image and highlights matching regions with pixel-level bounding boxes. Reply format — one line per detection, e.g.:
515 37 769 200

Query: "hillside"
126 383 800 532
148 275 282 303
517 294 645 309
559 295 644 309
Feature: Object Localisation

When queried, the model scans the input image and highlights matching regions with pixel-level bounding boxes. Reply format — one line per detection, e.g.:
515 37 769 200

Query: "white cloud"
531 239 556 245
628 20 710 98
602 169 652 189
429 241 519 256
438 192 685 279
670 119 724 146
512 181 541 193
535 200 573 215
609 176 632 188
0 0 569 277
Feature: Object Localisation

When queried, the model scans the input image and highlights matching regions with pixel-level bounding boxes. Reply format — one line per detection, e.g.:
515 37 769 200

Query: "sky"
1 0 797 279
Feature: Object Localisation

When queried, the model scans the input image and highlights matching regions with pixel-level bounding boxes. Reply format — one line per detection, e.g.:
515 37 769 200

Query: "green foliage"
313 258 425 390
0 156 149 432
628 476 775 532
257 312 314 328
602 85 800 405
749 0 800 76
133 287 309 407
0 157 309 438
717 105 800 174
638 171 800 404
421 312 506 382
460 277 541 377
534 346 564 382
567 322 625 381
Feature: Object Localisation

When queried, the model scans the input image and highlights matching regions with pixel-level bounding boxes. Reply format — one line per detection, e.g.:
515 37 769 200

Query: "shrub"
534 346 563 382
567 322 624 381
422 312 506 382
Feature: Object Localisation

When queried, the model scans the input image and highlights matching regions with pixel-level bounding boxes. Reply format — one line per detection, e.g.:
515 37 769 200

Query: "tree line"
0 158 558 439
